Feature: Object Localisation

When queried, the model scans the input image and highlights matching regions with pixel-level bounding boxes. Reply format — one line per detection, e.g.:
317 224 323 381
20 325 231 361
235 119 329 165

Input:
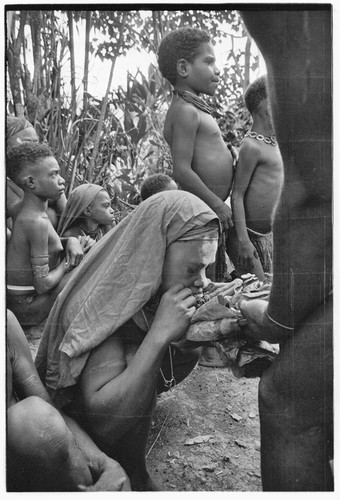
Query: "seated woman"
7 309 130 492
35 190 220 491
6 116 67 229
57 183 115 243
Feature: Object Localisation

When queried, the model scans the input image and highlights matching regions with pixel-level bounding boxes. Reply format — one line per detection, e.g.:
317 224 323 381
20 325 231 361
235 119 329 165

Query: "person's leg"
7 396 93 491
88 393 160 491
7 292 60 327
258 300 333 491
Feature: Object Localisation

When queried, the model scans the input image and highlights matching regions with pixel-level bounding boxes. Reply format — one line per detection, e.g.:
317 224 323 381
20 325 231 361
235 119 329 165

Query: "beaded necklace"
173 89 212 115
244 130 278 147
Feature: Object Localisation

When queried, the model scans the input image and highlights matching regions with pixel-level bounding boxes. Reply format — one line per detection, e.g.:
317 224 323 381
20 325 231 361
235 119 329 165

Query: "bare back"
164 98 234 201
7 204 63 286
240 138 283 233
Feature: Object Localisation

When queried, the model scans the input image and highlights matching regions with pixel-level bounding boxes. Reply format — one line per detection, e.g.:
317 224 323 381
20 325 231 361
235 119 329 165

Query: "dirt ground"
146 364 262 492
27 327 262 492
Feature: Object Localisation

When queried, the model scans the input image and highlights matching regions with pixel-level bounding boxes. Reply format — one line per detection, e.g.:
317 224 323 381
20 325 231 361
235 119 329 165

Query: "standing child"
157 27 234 238
227 76 284 280
6 143 84 326
58 183 115 242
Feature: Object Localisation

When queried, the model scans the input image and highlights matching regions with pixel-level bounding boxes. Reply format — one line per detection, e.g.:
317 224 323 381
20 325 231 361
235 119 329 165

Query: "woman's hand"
151 284 196 344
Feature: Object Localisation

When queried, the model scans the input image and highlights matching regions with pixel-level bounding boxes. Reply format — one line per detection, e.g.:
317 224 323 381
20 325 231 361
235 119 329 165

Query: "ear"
177 59 189 79
25 175 35 189
84 207 91 217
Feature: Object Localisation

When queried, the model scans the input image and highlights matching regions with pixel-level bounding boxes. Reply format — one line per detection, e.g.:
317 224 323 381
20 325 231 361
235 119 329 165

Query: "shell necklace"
245 130 278 147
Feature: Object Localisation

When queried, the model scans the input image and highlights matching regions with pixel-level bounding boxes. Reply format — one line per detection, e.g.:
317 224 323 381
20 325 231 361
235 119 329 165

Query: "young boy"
6 116 67 229
227 76 284 280
140 173 178 201
58 183 115 243
6 143 84 326
158 27 234 234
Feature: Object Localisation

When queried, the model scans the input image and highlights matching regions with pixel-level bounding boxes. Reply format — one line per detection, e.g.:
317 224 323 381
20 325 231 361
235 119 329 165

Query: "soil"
27 327 262 492
146 365 262 492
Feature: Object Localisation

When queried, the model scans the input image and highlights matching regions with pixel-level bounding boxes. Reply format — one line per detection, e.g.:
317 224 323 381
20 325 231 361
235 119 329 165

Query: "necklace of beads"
245 130 278 147
174 89 212 115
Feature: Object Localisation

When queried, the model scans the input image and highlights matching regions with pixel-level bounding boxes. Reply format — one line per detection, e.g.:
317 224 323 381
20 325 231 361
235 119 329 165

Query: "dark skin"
239 8 332 491
163 41 234 232
7 156 85 326
6 310 131 492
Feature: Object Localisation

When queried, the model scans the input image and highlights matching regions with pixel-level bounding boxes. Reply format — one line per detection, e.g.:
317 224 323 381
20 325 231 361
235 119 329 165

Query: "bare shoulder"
63 225 81 238
167 99 199 125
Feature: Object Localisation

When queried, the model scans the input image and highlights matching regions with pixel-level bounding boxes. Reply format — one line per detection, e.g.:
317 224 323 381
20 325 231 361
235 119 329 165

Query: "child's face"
31 157 65 200
161 238 217 295
88 190 114 225
186 42 220 96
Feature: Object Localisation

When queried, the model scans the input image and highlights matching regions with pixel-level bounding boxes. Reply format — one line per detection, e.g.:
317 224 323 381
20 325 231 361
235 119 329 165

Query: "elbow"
34 280 53 295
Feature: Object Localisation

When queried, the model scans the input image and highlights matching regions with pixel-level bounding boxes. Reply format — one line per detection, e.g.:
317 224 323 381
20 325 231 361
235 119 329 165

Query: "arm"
241 10 332 329
28 218 70 294
80 285 196 439
60 236 85 266
231 141 263 273
7 310 130 491
171 106 233 230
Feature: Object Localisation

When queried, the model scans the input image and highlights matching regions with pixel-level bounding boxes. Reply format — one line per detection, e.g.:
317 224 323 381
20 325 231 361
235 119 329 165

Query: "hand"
65 237 84 267
78 457 131 492
237 239 259 272
151 284 197 343
215 203 233 232
78 235 96 254
239 298 286 343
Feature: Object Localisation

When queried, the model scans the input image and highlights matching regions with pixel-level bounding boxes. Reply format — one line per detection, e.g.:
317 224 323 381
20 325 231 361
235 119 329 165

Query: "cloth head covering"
35 190 219 406
6 116 33 140
57 183 105 236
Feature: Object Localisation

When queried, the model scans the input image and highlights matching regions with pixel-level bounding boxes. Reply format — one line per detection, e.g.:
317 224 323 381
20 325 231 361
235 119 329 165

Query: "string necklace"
79 224 103 241
173 89 212 115
244 130 278 147
141 305 176 391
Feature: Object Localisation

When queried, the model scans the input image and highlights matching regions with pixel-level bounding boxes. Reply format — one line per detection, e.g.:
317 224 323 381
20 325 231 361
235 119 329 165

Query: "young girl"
58 184 115 243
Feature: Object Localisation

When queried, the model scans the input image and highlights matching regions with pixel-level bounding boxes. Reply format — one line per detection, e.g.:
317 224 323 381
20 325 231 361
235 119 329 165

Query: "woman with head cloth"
58 183 115 242
6 116 67 229
36 190 223 491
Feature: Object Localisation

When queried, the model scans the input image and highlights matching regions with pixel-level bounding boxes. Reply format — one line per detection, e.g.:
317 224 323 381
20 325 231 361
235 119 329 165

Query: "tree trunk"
67 11 76 118
244 35 252 91
87 12 128 182
7 11 27 117
83 11 91 110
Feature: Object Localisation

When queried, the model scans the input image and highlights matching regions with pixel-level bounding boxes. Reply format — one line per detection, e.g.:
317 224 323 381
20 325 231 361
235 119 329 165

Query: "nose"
59 175 65 186
214 64 220 76
193 270 209 292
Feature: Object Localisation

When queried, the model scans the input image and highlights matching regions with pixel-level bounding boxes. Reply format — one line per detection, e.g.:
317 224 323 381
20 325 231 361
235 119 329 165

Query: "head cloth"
58 184 105 236
35 190 219 406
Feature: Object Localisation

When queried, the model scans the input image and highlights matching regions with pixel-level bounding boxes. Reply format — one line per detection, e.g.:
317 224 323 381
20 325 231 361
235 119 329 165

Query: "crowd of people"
5 8 332 492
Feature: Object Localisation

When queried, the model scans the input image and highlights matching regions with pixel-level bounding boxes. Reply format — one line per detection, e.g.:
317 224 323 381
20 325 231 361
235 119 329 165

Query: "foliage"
6 8 259 204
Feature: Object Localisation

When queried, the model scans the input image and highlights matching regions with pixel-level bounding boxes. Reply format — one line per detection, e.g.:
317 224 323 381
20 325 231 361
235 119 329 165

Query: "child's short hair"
140 173 176 201
244 75 268 114
7 143 54 187
158 28 210 86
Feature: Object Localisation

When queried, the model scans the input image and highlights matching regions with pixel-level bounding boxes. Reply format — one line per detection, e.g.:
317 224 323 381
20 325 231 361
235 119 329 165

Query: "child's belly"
193 153 234 201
